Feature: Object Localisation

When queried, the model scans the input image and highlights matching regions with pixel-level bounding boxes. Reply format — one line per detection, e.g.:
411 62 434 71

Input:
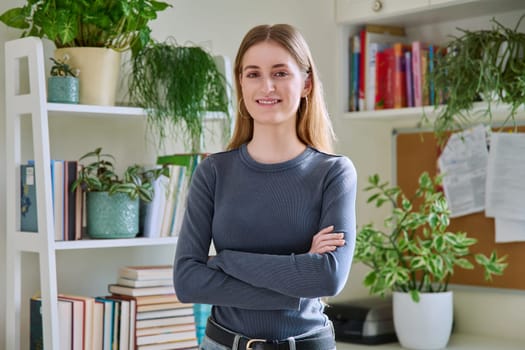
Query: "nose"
260 76 275 93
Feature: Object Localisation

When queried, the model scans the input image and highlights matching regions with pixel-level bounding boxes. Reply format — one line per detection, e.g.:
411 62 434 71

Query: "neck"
247 132 306 164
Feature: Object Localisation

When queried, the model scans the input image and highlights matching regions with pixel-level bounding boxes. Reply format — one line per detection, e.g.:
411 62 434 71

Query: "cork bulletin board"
393 126 525 291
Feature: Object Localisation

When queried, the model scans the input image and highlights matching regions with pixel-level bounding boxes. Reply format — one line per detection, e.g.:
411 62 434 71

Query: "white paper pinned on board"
437 124 489 218
485 132 525 243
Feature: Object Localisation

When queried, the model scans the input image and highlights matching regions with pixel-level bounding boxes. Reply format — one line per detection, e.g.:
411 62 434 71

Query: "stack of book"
109 265 198 350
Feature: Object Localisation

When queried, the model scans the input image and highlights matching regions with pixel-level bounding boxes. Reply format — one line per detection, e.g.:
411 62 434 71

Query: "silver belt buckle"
246 338 267 350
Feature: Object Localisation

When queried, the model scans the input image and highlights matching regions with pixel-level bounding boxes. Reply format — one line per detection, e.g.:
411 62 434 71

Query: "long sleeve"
173 145 357 338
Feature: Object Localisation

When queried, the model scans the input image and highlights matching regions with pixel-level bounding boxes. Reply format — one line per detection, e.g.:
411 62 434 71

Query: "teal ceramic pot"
47 76 79 104
86 192 139 239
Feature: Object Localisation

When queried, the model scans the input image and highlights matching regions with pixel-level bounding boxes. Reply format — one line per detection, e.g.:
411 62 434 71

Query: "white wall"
1 0 525 347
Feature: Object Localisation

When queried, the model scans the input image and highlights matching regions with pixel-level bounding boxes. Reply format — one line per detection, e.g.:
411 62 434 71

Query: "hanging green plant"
430 14 525 140
128 38 231 150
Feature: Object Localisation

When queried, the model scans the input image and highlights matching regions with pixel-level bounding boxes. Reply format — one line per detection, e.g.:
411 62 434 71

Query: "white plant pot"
393 291 453 350
55 47 121 106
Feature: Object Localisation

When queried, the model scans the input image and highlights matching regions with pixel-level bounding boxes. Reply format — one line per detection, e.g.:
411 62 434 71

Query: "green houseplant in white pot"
72 147 156 239
355 172 508 350
47 54 79 104
0 0 171 105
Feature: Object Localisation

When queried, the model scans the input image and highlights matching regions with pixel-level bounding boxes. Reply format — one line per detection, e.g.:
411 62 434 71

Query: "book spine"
392 43 408 109
405 51 414 107
358 28 367 111
21 164 38 232
374 49 388 110
352 35 360 112
412 41 423 107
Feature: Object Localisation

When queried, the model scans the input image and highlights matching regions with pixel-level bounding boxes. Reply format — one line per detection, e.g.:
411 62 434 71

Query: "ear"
302 73 312 97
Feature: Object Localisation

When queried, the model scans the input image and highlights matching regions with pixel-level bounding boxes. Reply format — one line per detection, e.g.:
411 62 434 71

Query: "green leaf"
0 8 30 29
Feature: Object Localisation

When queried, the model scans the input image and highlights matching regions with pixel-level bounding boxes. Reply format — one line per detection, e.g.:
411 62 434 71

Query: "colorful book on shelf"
30 296 43 350
92 299 104 350
411 41 429 107
136 323 196 337
58 294 95 350
358 24 406 111
137 301 191 313
142 174 169 238
160 165 186 237
136 315 196 330
349 34 360 112
136 328 197 347
109 284 175 297
392 43 411 109
116 293 181 306
95 297 116 350
21 164 38 232
137 338 198 350
405 50 414 107
367 42 390 111
117 277 173 288
118 265 173 280
136 306 194 320
58 295 84 350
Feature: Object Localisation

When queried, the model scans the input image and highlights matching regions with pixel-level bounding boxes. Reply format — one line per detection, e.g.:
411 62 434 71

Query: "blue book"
21 164 38 232
30 296 43 350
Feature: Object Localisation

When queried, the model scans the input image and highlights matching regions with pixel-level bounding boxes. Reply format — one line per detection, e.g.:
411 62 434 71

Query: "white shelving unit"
4 37 179 350
335 0 525 123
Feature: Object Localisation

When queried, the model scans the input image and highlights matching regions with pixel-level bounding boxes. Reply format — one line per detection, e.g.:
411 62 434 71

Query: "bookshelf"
3 37 181 350
335 0 525 123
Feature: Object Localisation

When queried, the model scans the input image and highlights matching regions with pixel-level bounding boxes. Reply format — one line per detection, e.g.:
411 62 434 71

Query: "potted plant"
354 171 508 349
47 54 79 104
429 15 525 139
71 147 158 239
0 0 171 105
127 38 231 150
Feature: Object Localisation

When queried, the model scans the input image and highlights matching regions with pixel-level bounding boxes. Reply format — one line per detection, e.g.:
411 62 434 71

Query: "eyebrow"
243 63 290 72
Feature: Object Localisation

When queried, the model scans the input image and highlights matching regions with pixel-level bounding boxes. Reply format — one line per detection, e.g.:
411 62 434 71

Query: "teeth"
258 99 278 105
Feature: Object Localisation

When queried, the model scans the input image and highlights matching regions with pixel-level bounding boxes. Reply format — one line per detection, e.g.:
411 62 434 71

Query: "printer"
324 296 397 345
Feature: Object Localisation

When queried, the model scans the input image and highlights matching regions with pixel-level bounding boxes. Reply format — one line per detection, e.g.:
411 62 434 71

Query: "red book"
375 49 389 109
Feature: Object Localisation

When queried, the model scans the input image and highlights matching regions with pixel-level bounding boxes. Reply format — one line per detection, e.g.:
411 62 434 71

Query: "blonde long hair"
226 24 335 153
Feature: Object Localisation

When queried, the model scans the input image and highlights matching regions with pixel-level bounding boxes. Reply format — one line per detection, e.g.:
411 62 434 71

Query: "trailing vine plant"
430 14 525 140
128 38 231 150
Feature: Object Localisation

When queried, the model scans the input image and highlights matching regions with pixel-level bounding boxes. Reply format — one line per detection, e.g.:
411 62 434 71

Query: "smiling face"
239 40 311 129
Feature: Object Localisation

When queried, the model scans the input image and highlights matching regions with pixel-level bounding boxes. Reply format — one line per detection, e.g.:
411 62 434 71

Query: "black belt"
205 318 336 350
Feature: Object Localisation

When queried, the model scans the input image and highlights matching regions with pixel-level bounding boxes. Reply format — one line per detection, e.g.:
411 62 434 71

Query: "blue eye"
274 71 288 78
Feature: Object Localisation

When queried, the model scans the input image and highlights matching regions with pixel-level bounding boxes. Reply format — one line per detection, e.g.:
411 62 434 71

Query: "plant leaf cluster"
71 147 166 202
431 15 525 139
0 0 171 55
128 39 231 150
49 56 77 77
354 172 508 302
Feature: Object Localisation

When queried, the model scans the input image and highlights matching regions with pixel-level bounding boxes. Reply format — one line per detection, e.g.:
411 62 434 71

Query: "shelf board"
341 102 525 122
47 102 146 117
54 236 178 250
46 102 228 120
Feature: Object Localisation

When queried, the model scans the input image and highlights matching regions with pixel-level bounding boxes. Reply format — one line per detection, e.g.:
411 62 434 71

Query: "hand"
309 225 345 254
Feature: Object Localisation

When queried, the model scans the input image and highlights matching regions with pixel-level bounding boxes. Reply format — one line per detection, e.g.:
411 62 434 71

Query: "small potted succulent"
47 55 79 104
72 147 157 239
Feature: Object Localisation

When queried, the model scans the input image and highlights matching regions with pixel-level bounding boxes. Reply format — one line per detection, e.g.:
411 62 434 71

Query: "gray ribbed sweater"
173 144 357 339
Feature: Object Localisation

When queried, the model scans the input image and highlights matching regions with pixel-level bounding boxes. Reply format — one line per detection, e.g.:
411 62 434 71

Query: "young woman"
174 23 357 350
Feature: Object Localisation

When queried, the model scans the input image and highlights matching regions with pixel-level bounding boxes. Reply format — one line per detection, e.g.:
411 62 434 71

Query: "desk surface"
336 333 523 350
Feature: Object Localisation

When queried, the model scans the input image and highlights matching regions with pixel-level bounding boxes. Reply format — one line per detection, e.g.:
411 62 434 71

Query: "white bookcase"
4 37 180 350
335 0 525 122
